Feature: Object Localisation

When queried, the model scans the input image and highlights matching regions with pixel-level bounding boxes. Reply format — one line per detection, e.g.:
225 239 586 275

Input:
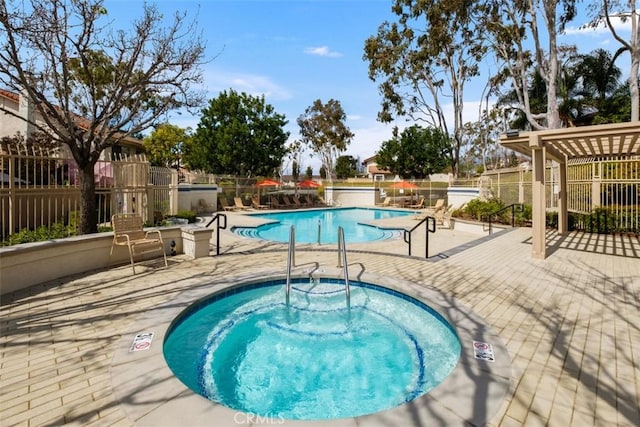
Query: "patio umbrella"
298 179 320 188
255 179 282 203
390 180 418 204
390 180 418 190
256 178 282 187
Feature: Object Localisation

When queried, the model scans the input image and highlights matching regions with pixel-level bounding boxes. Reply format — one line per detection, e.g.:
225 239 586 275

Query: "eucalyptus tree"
482 0 578 130
587 0 640 121
296 99 354 183
364 0 487 177
184 89 289 177
0 0 206 234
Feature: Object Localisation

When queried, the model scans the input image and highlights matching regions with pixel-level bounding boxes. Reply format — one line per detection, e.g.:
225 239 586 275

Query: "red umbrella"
256 178 282 186
390 181 418 205
255 179 282 204
298 179 320 188
390 180 418 189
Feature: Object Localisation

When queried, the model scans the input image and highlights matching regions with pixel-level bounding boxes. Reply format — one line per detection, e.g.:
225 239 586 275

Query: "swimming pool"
232 207 413 244
163 278 461 420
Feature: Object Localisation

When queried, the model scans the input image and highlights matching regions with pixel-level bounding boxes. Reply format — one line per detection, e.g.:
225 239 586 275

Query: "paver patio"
1 213 638 426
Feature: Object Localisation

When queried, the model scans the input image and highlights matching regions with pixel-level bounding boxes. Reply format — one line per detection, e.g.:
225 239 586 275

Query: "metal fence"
3 147 638 240
1 146 178 242
482 156 640 232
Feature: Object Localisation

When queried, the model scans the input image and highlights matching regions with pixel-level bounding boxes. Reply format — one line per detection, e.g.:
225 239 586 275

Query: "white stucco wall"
177 183 219 212
325 186 378 206
447 187 480 209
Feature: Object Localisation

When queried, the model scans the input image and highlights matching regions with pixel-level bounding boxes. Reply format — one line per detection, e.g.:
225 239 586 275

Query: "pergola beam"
500 122 640 259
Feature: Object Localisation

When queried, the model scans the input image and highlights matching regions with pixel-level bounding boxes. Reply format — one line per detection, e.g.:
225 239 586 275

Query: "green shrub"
463 198 505 221
175 210 197 223
458 198 531 226
2 222 76 246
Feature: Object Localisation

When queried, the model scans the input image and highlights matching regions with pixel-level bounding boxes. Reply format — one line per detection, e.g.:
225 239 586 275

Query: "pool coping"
110 267 511 427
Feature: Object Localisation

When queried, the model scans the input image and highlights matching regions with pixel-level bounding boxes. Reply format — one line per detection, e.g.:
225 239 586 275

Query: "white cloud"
202 67 293 101
564 14 633 36
304 46 343 58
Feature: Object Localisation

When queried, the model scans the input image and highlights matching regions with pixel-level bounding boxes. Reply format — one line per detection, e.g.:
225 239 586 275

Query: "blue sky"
104 1 632 172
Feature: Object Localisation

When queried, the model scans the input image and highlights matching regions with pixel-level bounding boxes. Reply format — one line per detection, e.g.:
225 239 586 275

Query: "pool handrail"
286 225 295 305
206 212 227 256
404 215 436 258
337 226 350 301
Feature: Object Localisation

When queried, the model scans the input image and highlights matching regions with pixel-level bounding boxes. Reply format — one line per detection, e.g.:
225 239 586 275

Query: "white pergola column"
530 134 546 259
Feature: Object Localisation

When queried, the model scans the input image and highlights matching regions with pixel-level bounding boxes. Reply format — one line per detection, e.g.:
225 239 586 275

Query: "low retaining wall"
0 225 213 296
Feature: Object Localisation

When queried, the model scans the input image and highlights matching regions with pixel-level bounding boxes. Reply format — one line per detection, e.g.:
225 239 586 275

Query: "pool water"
232 207 413 244
163 279 461 420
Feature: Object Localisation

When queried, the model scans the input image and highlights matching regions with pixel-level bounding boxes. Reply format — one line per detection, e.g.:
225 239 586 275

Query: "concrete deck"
1 210 639 426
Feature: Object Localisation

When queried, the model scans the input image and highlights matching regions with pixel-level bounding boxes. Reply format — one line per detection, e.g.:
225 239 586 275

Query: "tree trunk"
630 56 640 121
78 163 98 234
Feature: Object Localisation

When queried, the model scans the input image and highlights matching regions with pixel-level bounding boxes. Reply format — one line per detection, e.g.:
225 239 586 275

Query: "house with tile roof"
362 155 394 181
0 89 144 159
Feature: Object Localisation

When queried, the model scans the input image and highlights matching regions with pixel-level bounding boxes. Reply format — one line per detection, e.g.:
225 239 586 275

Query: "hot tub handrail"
337 226 350 300
205 212 227 256
286 225 295 305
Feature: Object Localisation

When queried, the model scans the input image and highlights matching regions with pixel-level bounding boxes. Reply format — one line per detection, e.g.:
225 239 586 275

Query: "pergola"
500 122 640 259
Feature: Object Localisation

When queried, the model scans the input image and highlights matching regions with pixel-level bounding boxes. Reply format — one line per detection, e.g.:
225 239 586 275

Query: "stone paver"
1 211 639 426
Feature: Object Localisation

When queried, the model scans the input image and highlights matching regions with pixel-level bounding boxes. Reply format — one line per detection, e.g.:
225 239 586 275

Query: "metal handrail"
205 213 227 256
285 225 295 305
317 220 321 245
337 226 350 300
403 215 436 258
481 203 524 234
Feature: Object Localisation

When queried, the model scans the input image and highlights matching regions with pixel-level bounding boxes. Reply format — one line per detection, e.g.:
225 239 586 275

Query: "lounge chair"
376 197 392 207
425 198 445 215
270 196 285 209
436 205 454 228
378 197 401 207
302 194 316 207
291 195 306 208
282 195 297 208
219 198 235 211
413 199 446 221
234 197 251 210
316 196 327 206
409 197 425 209
252 196 269 209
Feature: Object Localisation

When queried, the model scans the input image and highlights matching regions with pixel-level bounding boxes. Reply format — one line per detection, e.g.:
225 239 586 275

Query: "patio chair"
317 196 333 206
377 197 400 207
302 194 316 207
282 195 297 208
425 198 445 215
435 205 454 228
291 195 305 208
270 195 285 209
409 197 425 209
234 197 251 210
252 196 269 209
219 198 235 211
110 213 168 274
376 197 392 207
